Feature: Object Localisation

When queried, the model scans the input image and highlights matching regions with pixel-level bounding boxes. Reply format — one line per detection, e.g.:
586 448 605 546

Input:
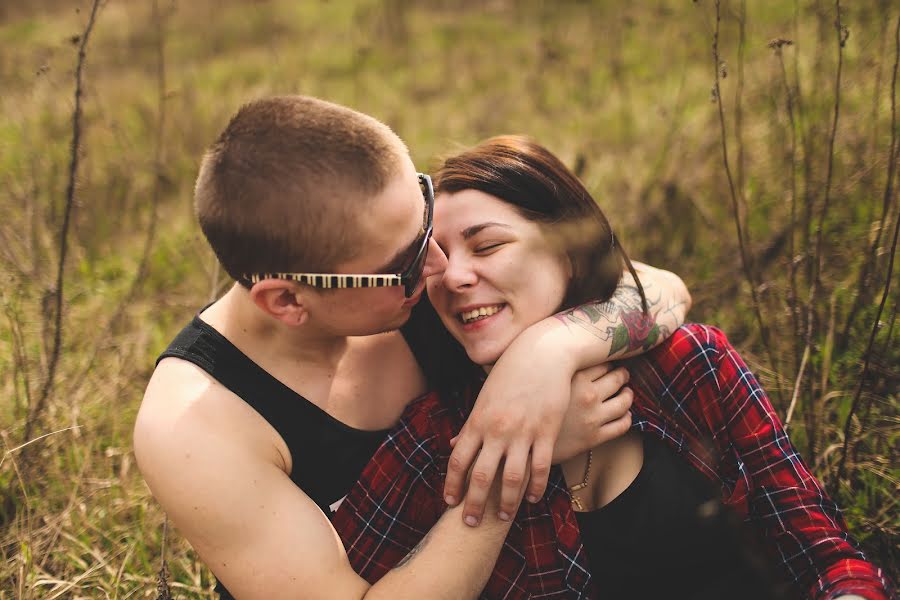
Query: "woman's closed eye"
474 241 507 254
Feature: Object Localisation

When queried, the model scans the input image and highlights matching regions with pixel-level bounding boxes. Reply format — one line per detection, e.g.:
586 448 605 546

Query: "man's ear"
248 279 309 327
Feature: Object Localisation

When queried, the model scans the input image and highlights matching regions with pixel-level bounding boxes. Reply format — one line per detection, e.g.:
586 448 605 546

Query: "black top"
575 434 786 599
158 315 390 599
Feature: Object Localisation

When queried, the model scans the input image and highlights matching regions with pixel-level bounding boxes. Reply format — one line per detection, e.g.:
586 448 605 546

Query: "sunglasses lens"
403 229 432 297
403 174 435 297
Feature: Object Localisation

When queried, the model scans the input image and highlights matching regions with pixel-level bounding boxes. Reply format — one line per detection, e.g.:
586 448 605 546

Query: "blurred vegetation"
0 0 897 597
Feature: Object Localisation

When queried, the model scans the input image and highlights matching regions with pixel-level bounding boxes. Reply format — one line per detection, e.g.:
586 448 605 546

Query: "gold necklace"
567 448 593 511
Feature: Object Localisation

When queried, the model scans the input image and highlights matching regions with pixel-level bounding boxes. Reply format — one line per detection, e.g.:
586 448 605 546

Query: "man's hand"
443 324 575 525
445 358 634 526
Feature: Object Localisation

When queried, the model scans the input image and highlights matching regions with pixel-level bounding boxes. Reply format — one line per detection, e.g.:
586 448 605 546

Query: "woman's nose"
439 252 478 291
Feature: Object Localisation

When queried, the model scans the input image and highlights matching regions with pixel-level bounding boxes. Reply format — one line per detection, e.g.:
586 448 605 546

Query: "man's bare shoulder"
137 356 235 439
134 360 370 599
134 357 288 489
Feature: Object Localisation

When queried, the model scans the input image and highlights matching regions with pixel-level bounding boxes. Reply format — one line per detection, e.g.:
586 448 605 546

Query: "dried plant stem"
774 46 802 370
784 344 809 430
4 300 33 417
734 0 748 227
837 15 900 481
66 0 168 395
795 0 814 286
23 0 101 444
134 0 166 289
838 195 899 479
156 517 172 600
796 0 845 455
711 0 782 404
0 427 80 471
841 14 900 346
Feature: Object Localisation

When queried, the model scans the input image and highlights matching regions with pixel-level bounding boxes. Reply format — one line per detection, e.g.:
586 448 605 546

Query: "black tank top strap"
158 315 388 515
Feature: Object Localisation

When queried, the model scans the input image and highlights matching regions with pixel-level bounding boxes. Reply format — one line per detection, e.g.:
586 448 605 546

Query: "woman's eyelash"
475 242 505 253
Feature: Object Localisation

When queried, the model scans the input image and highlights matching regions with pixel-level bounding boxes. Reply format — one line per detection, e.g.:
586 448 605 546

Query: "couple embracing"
135 96 889 599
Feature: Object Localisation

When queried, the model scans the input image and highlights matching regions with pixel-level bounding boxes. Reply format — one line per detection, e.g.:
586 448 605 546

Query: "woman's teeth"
460 305 503 324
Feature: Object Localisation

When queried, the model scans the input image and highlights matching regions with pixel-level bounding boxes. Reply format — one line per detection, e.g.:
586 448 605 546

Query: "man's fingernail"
445 495 457 506
464 515 479 527
527 495 538 503
498 511 510 521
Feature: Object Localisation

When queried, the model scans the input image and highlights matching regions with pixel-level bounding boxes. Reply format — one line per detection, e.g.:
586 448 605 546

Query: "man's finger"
462 444 503 526
444 431 481 507
576 363 612 383
524 437 553 503
497 443 529 520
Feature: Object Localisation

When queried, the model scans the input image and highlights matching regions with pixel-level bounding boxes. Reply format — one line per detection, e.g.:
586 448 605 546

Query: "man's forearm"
549 263 690 368
364 504 511 600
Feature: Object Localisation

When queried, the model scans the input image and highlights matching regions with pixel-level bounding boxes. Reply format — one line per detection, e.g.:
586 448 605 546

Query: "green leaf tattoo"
610 325 630 355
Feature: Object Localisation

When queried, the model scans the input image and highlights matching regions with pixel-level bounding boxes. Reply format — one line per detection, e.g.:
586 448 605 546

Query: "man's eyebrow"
462 222 512 240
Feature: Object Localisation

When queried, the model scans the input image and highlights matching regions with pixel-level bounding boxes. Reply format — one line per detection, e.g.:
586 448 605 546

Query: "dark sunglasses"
243 173 434 298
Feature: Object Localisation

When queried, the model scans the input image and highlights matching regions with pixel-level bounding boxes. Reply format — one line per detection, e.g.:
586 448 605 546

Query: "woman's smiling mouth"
459 304 506 324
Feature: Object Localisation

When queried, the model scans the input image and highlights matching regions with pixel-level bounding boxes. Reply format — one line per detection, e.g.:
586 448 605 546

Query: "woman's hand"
553 364 633 464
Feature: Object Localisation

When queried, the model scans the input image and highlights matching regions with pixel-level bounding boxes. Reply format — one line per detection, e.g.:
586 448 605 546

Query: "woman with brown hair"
332 136 889 599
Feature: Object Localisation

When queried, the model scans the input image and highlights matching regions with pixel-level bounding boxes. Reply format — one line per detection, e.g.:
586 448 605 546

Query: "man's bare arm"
444 263 691 525
555 262 691 363
135 361 513 600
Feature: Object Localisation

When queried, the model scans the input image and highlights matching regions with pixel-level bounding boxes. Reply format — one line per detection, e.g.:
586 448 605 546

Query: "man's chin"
372 311 413 335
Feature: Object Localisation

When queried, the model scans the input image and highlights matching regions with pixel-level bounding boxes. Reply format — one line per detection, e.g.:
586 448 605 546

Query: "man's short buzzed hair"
195 95 409 283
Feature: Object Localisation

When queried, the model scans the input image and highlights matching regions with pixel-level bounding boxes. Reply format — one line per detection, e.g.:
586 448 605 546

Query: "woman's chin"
464 344 506 370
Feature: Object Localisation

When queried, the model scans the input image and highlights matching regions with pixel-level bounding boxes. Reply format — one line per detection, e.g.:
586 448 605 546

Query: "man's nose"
421 237 448 279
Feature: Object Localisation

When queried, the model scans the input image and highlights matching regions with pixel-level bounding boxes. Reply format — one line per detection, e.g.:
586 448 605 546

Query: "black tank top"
158 316 390 599
575 434 786 599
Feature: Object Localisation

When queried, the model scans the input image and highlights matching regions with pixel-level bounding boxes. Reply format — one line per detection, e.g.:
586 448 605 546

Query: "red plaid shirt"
332 324 892 599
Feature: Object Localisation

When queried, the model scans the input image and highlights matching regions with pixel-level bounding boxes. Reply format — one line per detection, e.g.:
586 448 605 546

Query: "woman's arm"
642 324 891 600
445 264 691 524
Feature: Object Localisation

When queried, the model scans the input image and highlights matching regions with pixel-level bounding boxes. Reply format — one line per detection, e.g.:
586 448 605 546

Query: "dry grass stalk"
795 0 845 455
837 14 900 481
24 0 103 445
66 0 170 398
710 0 783 405
770 38 803 373
156 518 172 600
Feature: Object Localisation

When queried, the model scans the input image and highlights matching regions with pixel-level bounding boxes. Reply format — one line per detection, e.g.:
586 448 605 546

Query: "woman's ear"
564 252 575 281
249 279 309 326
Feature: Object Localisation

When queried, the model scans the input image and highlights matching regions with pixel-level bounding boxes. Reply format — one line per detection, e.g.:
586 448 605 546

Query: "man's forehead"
344 170 422 268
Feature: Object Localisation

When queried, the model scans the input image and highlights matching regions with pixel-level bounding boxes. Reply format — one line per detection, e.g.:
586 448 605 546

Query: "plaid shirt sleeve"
330 392 450 582
332 391 595 599
630 324 892 600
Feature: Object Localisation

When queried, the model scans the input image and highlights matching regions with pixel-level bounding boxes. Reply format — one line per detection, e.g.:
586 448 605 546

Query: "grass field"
0 0 897 597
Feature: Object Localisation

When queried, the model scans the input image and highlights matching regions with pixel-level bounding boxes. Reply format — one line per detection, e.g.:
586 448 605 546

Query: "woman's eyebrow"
461 222 511 240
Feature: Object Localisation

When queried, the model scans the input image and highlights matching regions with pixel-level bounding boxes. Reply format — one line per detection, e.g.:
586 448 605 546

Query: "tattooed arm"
558 261 691 360
445 264 691 525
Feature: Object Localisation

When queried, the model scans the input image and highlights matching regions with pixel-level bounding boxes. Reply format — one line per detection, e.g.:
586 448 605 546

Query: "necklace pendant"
571 495 584 511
